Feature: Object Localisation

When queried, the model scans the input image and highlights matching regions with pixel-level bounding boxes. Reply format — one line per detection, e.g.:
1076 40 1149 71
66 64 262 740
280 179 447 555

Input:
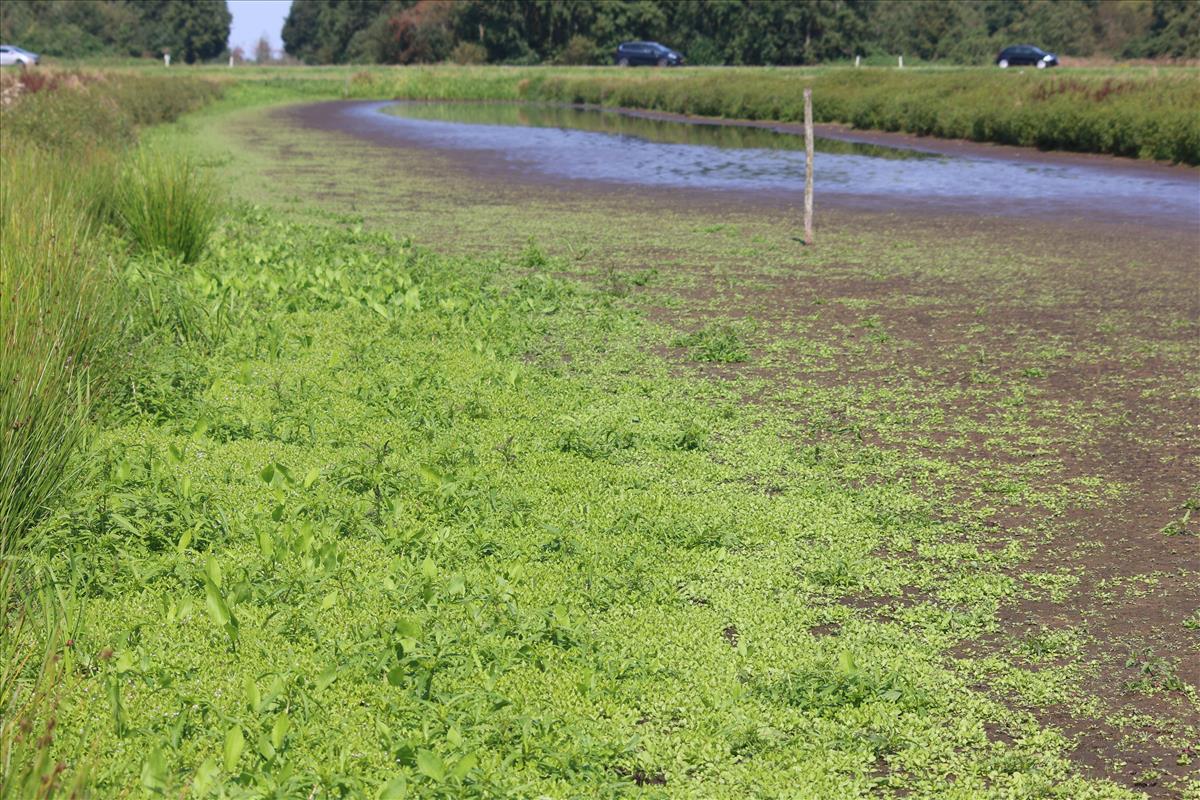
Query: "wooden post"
803 87 814 246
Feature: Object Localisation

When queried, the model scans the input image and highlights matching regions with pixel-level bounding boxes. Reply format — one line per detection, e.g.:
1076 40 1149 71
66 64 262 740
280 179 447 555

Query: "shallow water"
380 102 935 160
341 101 1198 225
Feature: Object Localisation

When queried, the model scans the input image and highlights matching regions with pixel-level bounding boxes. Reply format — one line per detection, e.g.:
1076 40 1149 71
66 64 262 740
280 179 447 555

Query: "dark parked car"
614 41 683 67
995 45 1058 69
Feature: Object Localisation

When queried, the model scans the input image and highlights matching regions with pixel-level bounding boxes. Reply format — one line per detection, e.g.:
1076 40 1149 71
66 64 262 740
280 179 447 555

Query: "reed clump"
0 147 115 557
109 149 221 264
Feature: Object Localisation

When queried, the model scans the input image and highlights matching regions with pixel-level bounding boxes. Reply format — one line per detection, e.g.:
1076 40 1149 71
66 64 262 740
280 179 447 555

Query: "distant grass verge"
526 69 1200 164
0 69 224 154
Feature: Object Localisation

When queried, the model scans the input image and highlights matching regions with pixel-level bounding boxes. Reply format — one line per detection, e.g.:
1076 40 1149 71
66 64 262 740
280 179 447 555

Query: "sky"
228 0 293 59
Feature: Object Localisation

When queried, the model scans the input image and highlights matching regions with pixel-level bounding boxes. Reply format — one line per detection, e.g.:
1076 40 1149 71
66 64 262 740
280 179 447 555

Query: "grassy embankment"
3 70 1196 797
1 69 224 561
183 63 1200 164
28 62 1200 161
1 70 224 796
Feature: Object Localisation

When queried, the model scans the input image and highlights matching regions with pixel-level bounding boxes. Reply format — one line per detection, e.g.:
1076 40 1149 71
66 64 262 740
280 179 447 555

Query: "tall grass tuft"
0 147 115 557
110 150 222 264
0 146 109 794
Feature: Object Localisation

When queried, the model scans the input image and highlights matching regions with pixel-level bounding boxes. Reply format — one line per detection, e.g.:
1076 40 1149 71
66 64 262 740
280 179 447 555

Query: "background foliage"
0 0 231 63
280 0 1200 66
2 0 1197 65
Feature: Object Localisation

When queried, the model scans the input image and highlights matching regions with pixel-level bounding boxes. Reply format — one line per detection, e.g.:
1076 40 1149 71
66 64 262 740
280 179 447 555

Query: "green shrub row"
2 71 225 154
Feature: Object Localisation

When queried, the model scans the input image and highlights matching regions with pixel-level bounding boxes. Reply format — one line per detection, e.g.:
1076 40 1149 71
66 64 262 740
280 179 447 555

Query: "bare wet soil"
226 102 1198 797
649 229 1199 794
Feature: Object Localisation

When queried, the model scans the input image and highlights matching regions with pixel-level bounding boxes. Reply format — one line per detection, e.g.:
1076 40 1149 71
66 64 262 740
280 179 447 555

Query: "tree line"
2 0 1196 65
281 0 1199 65
0 0 231 63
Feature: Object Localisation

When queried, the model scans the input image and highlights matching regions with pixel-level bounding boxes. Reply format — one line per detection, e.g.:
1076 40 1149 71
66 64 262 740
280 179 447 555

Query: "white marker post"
804 87 814 246
855 55 861 68
898 55 903 68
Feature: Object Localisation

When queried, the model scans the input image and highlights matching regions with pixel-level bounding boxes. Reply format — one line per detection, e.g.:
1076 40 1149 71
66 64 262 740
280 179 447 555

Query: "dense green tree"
5 0 1192 65
1 0 143 57
1123 0 1200 57
283 0 396 63
280 0 323 62
1 0 230 61
138 0 232 62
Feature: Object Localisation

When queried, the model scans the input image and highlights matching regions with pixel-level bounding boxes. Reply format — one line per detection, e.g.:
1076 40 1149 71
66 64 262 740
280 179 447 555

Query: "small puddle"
333 101 1198 226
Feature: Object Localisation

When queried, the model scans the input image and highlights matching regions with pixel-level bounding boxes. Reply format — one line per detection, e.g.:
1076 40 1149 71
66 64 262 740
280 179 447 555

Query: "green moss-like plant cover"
17 203 1142 798
7 66 1185 799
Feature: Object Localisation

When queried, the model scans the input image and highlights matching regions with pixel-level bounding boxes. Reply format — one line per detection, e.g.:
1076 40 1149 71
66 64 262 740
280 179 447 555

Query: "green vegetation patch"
526 68 1200 164
18 207 1140 798
673 323 751 363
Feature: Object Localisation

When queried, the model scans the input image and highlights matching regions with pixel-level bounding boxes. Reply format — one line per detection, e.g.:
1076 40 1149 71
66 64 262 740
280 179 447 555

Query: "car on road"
614 41 683 67
0 45 39 67
995 45 1058 69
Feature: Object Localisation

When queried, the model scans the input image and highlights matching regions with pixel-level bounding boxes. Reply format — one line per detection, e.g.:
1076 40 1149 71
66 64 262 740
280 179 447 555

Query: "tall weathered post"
804 87 814 246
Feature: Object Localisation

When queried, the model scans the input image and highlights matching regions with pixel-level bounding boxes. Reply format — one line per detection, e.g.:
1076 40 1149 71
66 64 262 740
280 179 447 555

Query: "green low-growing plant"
7 201 1152 798
0 562 87 799
673 323 750 363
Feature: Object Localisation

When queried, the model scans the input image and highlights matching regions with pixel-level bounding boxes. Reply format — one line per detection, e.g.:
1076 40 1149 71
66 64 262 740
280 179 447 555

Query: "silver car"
0 45 40 67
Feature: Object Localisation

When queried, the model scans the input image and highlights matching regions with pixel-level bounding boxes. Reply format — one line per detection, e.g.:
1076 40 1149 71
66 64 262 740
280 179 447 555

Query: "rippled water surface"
338 101 1198 224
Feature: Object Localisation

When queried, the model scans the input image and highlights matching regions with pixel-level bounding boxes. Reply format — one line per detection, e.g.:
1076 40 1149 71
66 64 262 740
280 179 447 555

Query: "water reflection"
339 101 1198 225
381 101 934 160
